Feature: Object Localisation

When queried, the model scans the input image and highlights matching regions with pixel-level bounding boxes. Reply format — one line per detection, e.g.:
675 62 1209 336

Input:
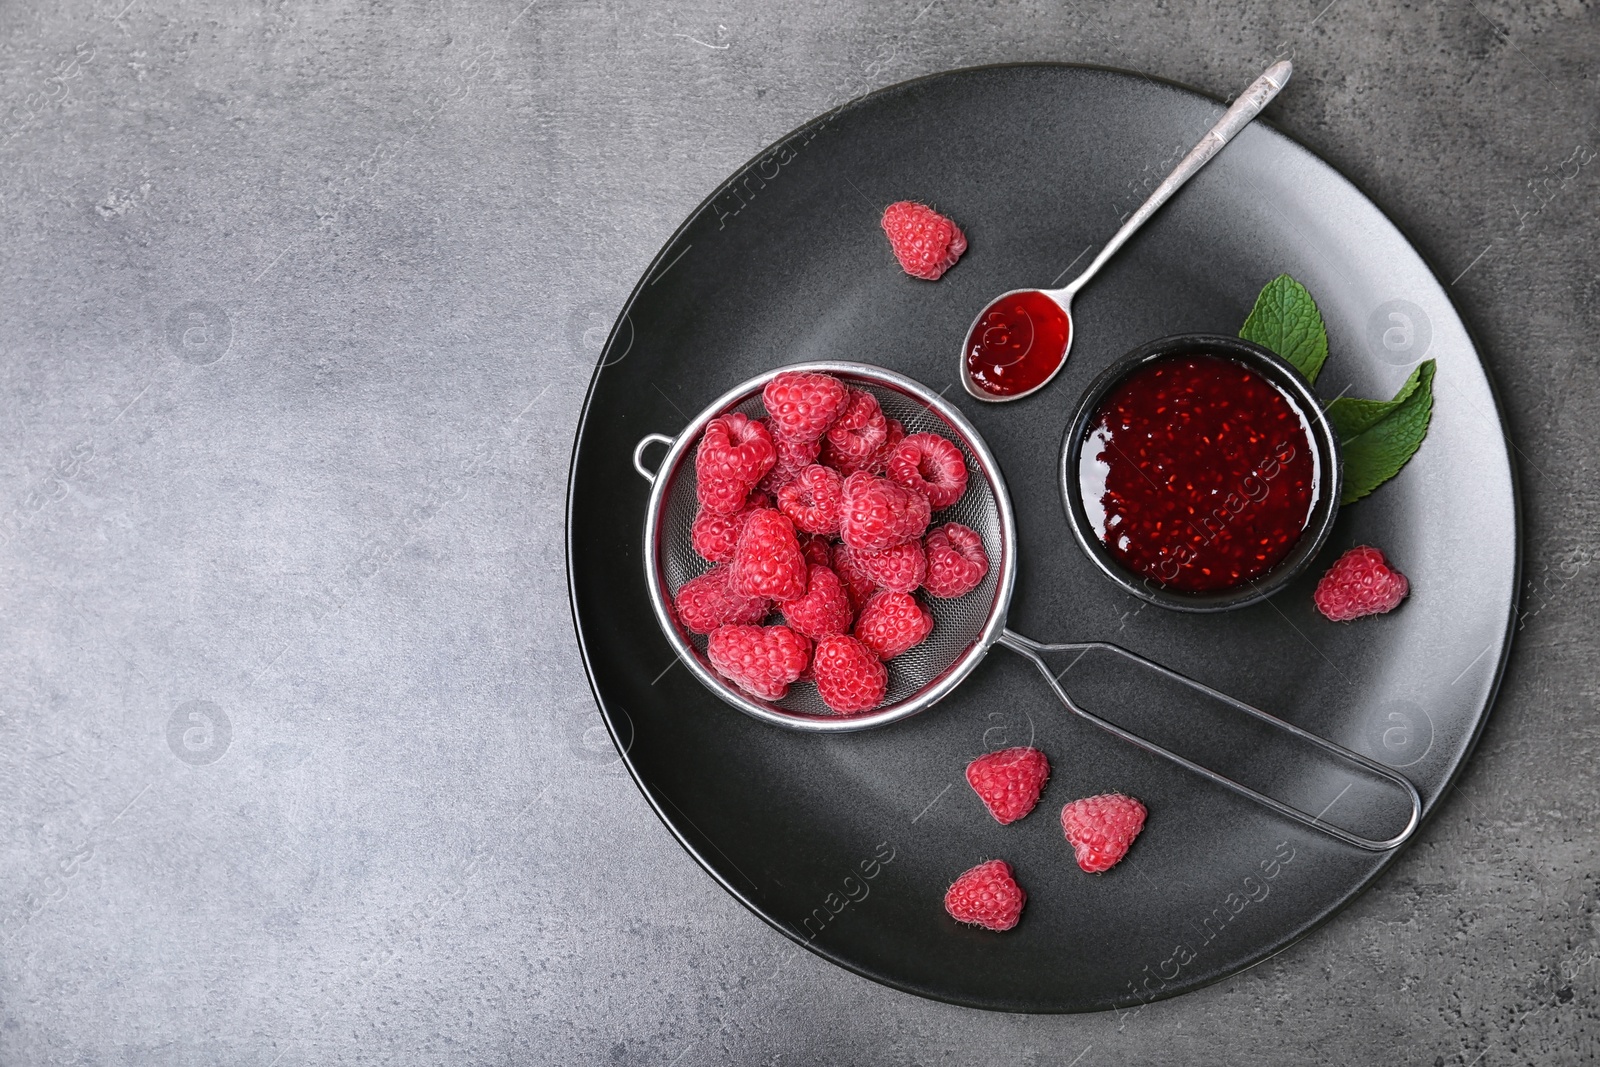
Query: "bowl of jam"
1061 334 1342 612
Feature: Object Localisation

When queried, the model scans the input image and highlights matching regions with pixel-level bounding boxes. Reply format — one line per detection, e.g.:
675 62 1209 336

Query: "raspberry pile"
674 370 991 715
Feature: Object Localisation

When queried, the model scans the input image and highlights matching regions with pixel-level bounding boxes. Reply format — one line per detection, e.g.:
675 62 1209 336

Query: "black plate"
566 63 1518 1013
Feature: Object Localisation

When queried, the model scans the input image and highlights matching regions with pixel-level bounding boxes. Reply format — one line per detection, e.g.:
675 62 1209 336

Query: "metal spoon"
960 60 1293 402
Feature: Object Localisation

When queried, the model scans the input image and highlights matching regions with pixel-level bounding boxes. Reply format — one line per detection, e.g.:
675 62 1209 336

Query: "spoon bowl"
960 287 1075 401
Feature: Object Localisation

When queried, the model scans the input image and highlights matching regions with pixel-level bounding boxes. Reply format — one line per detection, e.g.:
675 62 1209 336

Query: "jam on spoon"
960 60 1292 402
963 290 1072 397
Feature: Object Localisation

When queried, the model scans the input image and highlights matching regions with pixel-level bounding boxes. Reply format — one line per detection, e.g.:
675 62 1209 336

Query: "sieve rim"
640 361 1019 732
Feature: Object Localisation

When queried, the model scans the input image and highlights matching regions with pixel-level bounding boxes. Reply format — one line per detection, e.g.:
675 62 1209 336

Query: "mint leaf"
1334 359 1435 505
1326 362 1428 439
1239 274 1329 384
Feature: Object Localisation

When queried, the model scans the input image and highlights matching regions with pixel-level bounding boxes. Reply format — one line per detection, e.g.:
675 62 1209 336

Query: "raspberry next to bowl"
1078 353 1319 593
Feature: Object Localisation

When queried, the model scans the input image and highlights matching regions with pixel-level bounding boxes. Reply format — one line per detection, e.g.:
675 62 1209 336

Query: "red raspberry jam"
1078 353 1319 593
963 289 1072 397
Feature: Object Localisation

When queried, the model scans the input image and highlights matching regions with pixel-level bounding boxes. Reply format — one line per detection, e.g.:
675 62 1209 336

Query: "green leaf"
1325 362 1428 440
1239 274 1329 384
1334 359 1436 505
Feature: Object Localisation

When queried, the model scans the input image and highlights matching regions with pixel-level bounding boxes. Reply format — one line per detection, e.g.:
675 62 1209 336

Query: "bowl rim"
1059 332 1344 613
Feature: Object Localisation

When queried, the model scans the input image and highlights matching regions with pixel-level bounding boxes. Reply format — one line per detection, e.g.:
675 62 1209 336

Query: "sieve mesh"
652 369 1008 720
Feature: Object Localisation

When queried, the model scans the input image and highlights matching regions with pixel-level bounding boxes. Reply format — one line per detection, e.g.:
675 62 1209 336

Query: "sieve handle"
996 631 1422 851
633 434 675 483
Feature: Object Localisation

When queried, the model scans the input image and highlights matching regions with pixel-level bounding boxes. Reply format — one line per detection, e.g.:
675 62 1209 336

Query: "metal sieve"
633 361 1422 851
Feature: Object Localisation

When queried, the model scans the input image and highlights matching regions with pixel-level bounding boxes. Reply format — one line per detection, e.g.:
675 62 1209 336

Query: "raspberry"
882 201 967 282
1313 546 1410 622
820 440 865 476
674 566 770 635
761 371 850 443
863 417 907 476
831 543 879 614
777 464 844 536
696 413 776 515
707 624 811 701
757 425 821 495
887 432 969 510
821 389 888 470
827 415 906 478
839 471 931 552
943 860 1024 932
731 508 807 601
923 523 989 598
690 492 771 563
853 591 933 660
812 634 888 714
781 564 853 640
1060 793 1147 873
850 538 926 593
965 747 1050 825
798 534 833 569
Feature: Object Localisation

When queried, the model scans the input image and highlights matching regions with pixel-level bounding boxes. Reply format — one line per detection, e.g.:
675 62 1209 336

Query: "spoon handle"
1058 60 1292 299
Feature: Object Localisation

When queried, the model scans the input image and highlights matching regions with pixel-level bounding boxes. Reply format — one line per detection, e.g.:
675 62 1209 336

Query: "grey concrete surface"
0 0 1595 1063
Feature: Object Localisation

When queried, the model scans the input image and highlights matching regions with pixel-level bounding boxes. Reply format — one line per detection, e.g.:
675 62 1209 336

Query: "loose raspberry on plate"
850 538 926 593
1061 793 1147 873
707 624 811 701
812 634 888 714
798 534 833 569
762 371 850 443
839 471 931 552
690 492 772 563
757 426 821 495
731 508 807 601
674 565 770 635
853 591 933 660
965 747 1050 825
923 523 989 598
777 464 844 536
882 201 968 282
831 543 880 614
696 412 776 515
781 564 853 640
887 432 969 510
1313 546 1409 622
821 389 889 471
944 859 1025 932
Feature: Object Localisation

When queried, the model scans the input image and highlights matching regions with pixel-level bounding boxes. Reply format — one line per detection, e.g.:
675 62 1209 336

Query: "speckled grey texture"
0 0 1595 1063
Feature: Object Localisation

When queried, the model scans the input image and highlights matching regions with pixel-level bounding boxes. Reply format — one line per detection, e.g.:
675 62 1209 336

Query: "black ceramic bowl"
1060 333 1342 612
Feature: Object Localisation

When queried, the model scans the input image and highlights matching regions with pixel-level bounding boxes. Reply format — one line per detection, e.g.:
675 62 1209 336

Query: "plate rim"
563 59 1523 1013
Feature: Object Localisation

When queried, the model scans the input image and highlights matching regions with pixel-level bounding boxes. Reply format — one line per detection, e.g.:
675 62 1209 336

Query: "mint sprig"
1325 360 1431 439
1239 275 1436 505
1240 274 1328 384
1328 360 1435 505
